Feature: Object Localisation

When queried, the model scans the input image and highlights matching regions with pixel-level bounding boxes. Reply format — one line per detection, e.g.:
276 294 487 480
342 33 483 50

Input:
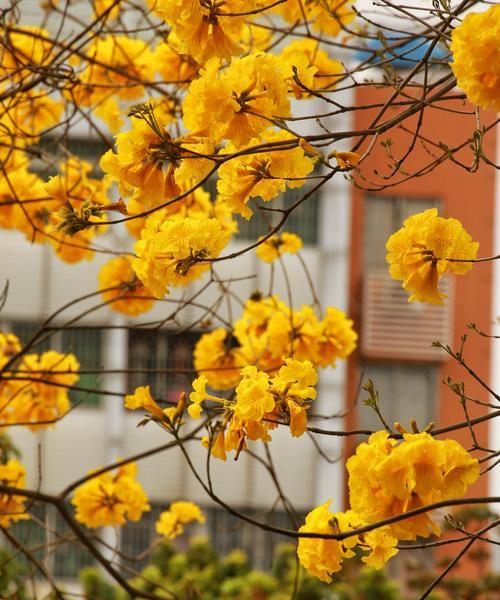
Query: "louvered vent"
361 270 453 361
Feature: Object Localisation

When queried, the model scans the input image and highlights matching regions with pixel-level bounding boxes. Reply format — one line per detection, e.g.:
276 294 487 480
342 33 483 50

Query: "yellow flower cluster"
155 501 205 540
99 256 155 316
280 39 343 99
1 349 79 431
256 232 303 263
297 500 397 582
450 5 500 112
194 295 357 390
100 102 212 209
298 431 479 581
153 0 255 63
0 26 54 84
217 131 315 219
70 36 155 108
184 54 290 148
132 212 231 298
386 208 479 304
274 0 355 37
0 460 29 528
0 332 22 369
72 462 150 528
347 431 479 540
189 358 317 460
44 157 111 263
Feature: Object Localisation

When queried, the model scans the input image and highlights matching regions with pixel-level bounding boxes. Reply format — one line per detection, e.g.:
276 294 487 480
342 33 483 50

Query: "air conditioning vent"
361 270 453 361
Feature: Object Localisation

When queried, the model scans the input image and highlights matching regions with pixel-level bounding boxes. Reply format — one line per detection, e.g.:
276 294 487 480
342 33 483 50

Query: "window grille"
52 505 96 578
361 196 452 361
127 330 198 403
357 361 437 434
120 504 164 573
206 507 299 570
61 327 102 407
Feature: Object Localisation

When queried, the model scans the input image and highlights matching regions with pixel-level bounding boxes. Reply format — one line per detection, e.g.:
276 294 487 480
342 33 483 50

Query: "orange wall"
346 86 497 506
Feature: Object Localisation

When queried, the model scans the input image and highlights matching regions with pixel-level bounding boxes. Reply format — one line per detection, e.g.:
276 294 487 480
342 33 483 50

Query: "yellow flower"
0 460 29 527
193 328 247 390
183 54 290 148
450 5 500 111
386 208 479 304
0 26 54 83
72 462 150 528
256 233 303 263
314 307 358 368
6 90 64 144
275 0 355 38
154 40 199 85
124 386 164 419
94 97 124 134
5 351 79 431
347 431 479 542
93 0 121 20
44 157 110 263
98 256 155 316
297 500 360 583
132 214 231 298
153 0 256 63
0 167 49 244
70 35 154 106
0 331 21 370
362 528 399 569
188 374 225 418
156 501 205 540
271 358 317 437
234 366 275 422
217 131 314 218
280 39 343 98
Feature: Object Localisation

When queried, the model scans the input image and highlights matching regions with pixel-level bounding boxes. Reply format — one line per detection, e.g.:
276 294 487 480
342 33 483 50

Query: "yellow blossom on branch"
256 232 303 263
72 462 150 528
193 328 248 391
156 501 205 540
346 431 479 541
386 208 479 304
0 460 29 527
0 331 21 370
274 0 356 38
280 39 343 98
153 0 257 64
183 54 290 148
217 131 314 219
98 256 155 316
4 351 79 431
297 501 362 583
132 213 231 298
450 5 500 112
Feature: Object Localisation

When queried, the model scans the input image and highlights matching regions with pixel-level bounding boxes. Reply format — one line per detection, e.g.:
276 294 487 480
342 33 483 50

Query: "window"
363 195 441 269
61 327 102 407
128 330 198 403
359 196 442 430
206 507 299 570
120 504 164 574
236 189 320 245
10 503 96 579
357 361 438 433
52 505 96 579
